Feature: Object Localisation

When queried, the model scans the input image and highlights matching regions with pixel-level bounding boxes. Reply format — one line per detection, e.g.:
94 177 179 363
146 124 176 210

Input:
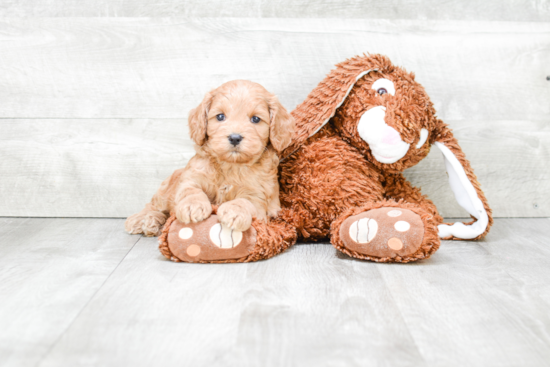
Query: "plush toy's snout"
381 128 401 145
357 105 431 164
357 106 411 164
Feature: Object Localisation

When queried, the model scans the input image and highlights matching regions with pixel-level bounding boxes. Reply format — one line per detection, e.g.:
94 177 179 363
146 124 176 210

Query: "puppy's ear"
188 92 213 146
268 95 294 153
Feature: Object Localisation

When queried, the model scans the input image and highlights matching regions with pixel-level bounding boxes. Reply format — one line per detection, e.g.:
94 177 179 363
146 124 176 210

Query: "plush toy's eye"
251 116 261 124
371 78 395 96
216 114 225 121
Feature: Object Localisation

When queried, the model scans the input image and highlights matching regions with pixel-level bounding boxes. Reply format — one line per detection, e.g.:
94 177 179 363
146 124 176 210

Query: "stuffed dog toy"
159 54 493 263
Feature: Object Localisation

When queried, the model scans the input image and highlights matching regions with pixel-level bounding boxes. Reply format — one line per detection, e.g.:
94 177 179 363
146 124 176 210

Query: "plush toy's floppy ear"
268 95 295 153
433 121 493 240
188 92 213 146
281 54 390 159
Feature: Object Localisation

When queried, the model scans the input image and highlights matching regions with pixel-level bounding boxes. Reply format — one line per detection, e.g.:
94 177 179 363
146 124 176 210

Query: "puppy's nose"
228 134 243 146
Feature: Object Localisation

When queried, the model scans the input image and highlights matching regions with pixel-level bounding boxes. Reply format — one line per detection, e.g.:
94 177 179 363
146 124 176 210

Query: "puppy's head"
188 80 294 164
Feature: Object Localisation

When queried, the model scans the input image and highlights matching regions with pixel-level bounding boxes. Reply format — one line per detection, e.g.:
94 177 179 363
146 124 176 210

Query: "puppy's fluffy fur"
125 80 294 236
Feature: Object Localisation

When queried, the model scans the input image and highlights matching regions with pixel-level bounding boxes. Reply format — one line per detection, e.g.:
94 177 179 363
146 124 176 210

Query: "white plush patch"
416 128 429 149
349 218 378 243
357 106 410 164
178 227 193 240
209 223 243 248
434 142 489 239
371 78 395 95
394 221 411 232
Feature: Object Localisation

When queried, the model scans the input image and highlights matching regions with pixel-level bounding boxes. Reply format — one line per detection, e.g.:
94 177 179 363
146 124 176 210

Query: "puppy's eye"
251 116 261 124
216 114 225 121
371 78 395 96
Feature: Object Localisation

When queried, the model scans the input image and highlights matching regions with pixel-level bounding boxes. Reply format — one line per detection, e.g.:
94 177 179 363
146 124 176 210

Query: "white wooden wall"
0 2 549 218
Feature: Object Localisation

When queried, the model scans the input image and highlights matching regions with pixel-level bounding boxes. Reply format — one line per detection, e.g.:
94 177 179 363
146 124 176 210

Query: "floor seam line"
34 234 143 367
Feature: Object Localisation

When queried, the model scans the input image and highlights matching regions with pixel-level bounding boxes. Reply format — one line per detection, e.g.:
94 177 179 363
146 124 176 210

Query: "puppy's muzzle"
228 134 243 146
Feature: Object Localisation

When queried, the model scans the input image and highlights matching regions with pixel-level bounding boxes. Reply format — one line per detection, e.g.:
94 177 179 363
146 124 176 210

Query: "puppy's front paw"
142 212 166 237
175 199 212 224
218 202 253 231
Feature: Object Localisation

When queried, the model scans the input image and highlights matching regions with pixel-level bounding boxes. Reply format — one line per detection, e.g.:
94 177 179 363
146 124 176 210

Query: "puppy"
125 80 294 237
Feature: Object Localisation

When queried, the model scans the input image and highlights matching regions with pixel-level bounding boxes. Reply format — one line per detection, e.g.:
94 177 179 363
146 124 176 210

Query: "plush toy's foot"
159 210 297 263
331 201 440 263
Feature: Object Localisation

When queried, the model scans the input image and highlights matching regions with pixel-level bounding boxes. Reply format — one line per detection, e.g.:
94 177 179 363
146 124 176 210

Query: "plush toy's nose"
381 127 401 145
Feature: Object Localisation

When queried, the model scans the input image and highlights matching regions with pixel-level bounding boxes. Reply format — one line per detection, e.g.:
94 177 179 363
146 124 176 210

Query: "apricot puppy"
125 80 294 236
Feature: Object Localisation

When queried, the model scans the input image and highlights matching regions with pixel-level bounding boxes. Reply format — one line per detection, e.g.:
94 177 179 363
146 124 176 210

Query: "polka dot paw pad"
167 215 257 263
340 207 424 258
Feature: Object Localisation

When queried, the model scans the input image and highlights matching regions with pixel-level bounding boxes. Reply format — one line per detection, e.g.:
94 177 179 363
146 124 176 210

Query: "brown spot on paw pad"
340 207 424 258
186 244 201 257
167 215 257 263
387 238 403 250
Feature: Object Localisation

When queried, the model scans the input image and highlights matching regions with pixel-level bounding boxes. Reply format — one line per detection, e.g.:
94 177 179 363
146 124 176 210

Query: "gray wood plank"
0 19 547 121
1 118 548 218
0 0 548 21
477 218 550 307
37 237 424 367
1 18 548 218
228 245 424 367
0 218 137 367
39 235 251 367
34 218 550 367
374 218 550 366
0 118 193 217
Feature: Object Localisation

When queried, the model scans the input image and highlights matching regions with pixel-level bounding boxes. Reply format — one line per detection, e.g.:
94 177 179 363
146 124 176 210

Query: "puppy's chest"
212 172 252 204
211 165 272 204
215 182 237 203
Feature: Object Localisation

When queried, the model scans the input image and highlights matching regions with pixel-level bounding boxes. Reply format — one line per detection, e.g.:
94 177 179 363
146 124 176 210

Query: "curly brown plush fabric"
279 125 384 241
278 54 492 262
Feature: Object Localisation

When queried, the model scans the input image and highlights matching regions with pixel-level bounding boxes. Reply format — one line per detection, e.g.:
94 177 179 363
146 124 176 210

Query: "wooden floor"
1 218 549 367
